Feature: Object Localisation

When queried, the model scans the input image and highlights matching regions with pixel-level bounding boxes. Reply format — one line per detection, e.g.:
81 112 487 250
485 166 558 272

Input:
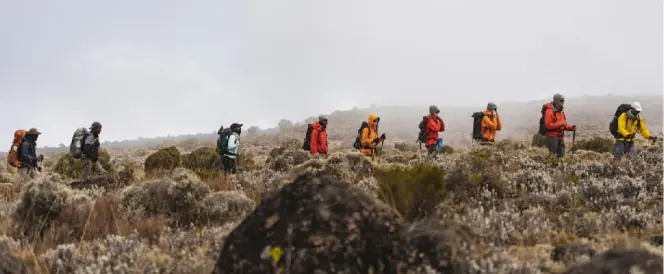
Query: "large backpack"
69 127 90 159
217 127 232 155
417 116 429 144
609 103 635 138
301 124 314 151
538 103 552 135
7 129 27 168
471 112 485 141
353 121 370 150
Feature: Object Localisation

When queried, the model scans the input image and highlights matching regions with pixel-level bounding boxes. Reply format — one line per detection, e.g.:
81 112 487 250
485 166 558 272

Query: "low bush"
181 147 221 180
144 146 181 175
531 133 548 148
572 137 614 153
374 163 446 221
53 149 113 178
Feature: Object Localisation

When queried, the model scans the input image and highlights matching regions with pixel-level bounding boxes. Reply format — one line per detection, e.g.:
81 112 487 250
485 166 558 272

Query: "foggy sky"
1 0 661 147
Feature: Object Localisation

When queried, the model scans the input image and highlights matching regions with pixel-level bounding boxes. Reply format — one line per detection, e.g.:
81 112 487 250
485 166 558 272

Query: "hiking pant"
19 167 38 181
546 136 565 158
613 140 635 161
426 144 437 159
223 156 237 174
80 159 105 180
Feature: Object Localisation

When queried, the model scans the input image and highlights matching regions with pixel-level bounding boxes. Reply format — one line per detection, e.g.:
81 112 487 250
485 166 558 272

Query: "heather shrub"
53 149 113 178
572 137 614 153
181 147 221 179
440 144 454 154
531 133 548 147
374 163 446 221
144 146 181 175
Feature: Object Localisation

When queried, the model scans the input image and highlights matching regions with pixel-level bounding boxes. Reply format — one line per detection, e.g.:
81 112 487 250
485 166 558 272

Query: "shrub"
531 133 548 148
53 149 113 178
374 163 446 221
572 137 614 153
440 145 454 154
181 147 221 180
144 146 181 175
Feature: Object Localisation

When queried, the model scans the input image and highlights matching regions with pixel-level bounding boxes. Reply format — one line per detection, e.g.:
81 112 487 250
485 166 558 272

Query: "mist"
0 0 661 147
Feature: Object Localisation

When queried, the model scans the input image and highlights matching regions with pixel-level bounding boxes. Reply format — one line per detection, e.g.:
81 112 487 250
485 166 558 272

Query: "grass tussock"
375 163 446 221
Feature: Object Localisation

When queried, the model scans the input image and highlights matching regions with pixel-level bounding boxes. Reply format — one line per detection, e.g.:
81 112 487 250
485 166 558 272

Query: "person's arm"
83 135 99 162
20 143 35 167
361 128 373 148
638 117 652 139
227 135 237 154
310 129 319 155
496 114 502 131
427 117 440 133
616 113 630 138
438 117 445 132
482 115 496 130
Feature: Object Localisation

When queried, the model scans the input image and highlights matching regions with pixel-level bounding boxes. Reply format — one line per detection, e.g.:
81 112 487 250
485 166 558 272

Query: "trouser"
546 135 565 158
426 144 437 159
613 141 635 161
223 156 237 174
80 159 105 180
19 167 38 181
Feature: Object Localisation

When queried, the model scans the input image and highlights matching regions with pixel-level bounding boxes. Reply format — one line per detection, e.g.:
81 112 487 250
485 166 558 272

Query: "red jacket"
543 102 573 137
425 114 444 146
310 121 328 156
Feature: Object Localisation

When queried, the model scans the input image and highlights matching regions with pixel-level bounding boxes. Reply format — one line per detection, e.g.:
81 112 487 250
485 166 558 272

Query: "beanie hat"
319 115 328 121
553 93 564 102
487 102 497 110
90 121 102 130
429 105 440 114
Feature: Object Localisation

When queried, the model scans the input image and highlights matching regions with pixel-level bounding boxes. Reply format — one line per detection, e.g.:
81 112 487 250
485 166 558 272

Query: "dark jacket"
18 134 38 168
83 134 100 162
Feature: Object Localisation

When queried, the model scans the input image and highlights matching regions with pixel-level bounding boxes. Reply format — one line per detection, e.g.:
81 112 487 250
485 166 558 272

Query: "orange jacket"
480 110 502 142
424 114 444 146
543 102 573 137
309 121 328 156
360 114 379 156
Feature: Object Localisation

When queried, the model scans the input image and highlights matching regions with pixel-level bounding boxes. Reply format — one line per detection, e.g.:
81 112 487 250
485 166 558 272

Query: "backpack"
471 112 485 141
217 127 232 155
538 103 552 135
69 127 90 159
353 121 370 149
417 116 429 143
302 124 314 151
609 103 636 138
7 129 27 168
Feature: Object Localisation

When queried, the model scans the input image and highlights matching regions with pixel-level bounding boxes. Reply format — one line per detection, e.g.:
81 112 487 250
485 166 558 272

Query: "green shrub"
53 148 113 178
181 147 221 180
572 137 614 153
144 147 181 174
440 145 454 154
374 164 446 221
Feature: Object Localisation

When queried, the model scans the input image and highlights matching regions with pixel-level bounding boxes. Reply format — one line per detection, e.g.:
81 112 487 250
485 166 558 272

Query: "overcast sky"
1 0 661 147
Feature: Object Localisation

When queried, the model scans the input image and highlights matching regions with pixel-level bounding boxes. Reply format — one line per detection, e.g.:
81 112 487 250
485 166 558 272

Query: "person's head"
486 102 497 113
90 121 102 136
27 128 41 141
230 123 243 134
553 93 565 108
319 115 328 128
429 105 440 116
368 114 380 128
630 102 643 116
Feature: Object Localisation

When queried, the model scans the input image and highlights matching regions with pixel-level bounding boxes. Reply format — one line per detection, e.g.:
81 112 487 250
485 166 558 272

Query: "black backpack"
417 116 429 143
353 121 370 149
302 123 314 151
609 103 636 138
216 127 232 155
471 112 485 141
538 104 551 135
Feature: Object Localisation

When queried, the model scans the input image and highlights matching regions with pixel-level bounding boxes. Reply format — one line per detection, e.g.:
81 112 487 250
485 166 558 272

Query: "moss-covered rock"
53 149 113 179
144 147 181 175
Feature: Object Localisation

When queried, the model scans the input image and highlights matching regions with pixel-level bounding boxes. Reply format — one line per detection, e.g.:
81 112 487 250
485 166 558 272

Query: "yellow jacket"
360 113 379 156
616 112 651 142
480 109 502 143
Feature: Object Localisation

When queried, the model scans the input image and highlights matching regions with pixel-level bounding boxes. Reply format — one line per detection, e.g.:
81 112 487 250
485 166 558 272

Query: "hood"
312 121 324 130
367 113 378 129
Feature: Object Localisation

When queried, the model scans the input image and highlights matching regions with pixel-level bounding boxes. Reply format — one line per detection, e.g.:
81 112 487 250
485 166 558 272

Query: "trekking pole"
571 130 576 152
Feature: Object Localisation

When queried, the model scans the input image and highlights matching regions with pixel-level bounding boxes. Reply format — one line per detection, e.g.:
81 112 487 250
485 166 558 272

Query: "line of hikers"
7 93 659 180
8 121 105 180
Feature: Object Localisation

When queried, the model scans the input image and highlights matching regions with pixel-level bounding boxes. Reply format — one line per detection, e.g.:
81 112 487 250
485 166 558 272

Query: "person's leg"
546 136 558 155
426 144 437 159
222 156 231 174
230 158 237 174
613 141 625 161
80 159 92 180
557 137 565 158
626 141 636 160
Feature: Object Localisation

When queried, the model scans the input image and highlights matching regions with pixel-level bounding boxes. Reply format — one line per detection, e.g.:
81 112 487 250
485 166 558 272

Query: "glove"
38 154 44 162
373 138 381 144
629 133 636 139
650 136 657 141
380 133 386 140
37 166 42 172
570 125 577 131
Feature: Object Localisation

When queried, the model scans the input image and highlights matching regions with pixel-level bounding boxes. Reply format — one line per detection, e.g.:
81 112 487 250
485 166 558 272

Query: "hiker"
480 102 502 145
360 114 386 159
612 102 656 161
540 93 576 158
223 123 242 174
423 105 445 158
309 115 329 157
80 121 105 179
18 128 42 180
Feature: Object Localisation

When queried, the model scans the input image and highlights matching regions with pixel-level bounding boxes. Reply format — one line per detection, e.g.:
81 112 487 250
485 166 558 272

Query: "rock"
563 243 662 274
212 173 403 273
